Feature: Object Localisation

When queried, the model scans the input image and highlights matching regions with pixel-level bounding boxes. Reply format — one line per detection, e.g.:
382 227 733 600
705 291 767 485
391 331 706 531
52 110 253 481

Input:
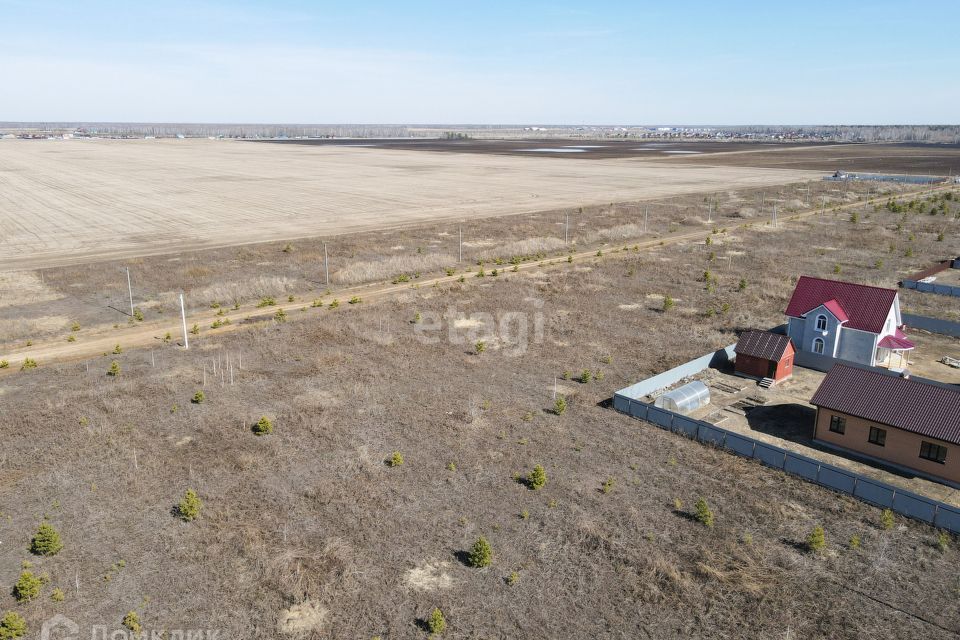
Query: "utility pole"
458 226 463 262
180 293 189 349
323 242 329 287
644 206 648 233
759 192 765 217
707 202 713 224
772 204 778 228
564 213 569 244
125 267 134 317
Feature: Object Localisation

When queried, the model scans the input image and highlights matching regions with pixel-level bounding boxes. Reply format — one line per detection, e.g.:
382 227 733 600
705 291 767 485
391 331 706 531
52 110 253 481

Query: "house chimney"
900 371 910 380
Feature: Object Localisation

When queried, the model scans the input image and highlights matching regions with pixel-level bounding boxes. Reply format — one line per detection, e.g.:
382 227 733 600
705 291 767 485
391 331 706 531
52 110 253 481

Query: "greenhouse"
654 380 710 414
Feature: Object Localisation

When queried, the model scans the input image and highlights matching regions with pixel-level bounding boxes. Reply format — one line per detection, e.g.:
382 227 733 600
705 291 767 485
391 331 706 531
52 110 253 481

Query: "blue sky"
1 0 957 124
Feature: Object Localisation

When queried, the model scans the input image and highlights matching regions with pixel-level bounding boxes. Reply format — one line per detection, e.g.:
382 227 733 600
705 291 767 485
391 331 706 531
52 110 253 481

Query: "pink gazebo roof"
878 334 915 350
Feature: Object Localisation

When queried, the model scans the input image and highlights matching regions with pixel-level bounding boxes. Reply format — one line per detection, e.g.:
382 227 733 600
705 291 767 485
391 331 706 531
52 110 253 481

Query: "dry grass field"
0 140 958 639
0 205 958 638
0 138 821 270
1 178 954 352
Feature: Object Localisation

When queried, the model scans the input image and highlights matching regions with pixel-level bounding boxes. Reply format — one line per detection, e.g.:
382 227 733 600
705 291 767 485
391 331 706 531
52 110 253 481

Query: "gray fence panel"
793 350 840 372
613 394 631 413
934 505 960 533
816 465 857 494
754 443 787 469
853 478 896 508
892 492 938 524
903 313 960 338
784 454 820 481
723 432 756 458
615 343 737 400
672 415 700 439
645 406 675 429
697 424 726 447
902 280 918 290
629 401 649 422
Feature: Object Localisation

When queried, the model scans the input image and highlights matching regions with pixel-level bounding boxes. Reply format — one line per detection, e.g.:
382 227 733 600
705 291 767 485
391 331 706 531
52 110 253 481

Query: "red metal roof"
878 334 915 350
811 363 960 445
785 276 897 333
734 330 794 361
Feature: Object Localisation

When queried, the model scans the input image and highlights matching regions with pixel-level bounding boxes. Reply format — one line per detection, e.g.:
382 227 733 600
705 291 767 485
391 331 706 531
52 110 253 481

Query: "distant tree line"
1 122 957 143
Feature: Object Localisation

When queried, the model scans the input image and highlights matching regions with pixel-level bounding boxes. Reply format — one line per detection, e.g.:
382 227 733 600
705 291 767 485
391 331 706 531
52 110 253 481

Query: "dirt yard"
0 138 820 270
678 331 960 506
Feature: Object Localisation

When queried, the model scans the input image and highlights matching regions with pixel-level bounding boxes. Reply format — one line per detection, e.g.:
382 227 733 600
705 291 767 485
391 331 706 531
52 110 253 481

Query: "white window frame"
815 314 828 331
813 338 825 354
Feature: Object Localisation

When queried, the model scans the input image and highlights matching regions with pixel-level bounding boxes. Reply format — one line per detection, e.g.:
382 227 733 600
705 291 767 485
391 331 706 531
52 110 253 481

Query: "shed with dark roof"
734 330 795 383
811 363 960 485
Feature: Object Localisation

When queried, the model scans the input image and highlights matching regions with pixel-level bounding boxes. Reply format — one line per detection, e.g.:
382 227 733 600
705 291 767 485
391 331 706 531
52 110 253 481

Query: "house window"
868 426 886 447
920 441 947 464
816 314 828 331
813 338 825 354
829 415 846 434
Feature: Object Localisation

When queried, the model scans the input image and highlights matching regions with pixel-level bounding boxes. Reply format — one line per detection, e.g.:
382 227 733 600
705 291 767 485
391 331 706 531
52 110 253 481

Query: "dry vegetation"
0 138 819 270
6 178 951 350
0 181 958 638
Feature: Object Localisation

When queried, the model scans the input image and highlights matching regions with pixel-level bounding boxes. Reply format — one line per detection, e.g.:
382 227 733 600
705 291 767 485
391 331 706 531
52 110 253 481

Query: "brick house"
785 276 914 368
811 363 960 485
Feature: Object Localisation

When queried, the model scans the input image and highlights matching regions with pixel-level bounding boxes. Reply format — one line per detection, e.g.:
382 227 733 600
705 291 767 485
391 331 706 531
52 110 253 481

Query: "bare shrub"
477 237 565 261
335 254 455 285
196 276 297 305
581 224 646 244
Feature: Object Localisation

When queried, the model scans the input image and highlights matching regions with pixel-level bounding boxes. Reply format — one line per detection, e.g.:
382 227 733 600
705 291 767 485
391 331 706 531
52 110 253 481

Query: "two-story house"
785 276 914 368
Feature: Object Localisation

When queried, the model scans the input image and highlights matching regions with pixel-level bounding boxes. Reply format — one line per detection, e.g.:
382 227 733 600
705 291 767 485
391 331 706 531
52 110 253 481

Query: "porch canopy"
878 330 915 351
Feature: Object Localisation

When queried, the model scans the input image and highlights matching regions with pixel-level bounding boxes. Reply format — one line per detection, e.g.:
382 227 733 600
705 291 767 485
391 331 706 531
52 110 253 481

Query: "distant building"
811 364 960 485
733 330 795 384
785 276 913 368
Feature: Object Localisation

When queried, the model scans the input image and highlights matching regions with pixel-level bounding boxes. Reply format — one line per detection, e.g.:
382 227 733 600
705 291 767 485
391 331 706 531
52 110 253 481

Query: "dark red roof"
785 276 897 333
811 363 960 445
735 330 793 361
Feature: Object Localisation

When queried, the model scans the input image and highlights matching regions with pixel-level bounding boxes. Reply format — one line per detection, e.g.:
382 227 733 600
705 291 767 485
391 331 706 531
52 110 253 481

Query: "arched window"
815 314 828 331
813 338 825 354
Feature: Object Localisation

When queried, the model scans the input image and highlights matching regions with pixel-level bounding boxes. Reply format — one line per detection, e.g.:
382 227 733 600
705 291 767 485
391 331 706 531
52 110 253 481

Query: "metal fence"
613 394 960 534
613 312 960 534
902 279 960 298
903 313 960 338
615 344 736 400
